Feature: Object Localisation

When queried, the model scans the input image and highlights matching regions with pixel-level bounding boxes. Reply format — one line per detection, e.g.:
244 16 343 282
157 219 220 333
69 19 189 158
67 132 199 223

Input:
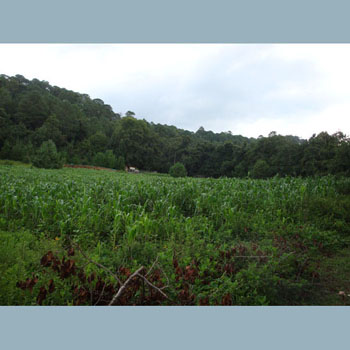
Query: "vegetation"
1 165 349 305
0 74 349 305
1 74 349 177
32 140 63 169
169 162 187 178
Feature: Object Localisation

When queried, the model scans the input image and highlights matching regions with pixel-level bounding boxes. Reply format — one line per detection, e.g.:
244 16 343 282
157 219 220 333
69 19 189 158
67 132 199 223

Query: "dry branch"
109 266 145 306
68 238 169 305
146 256 159 277
94 282 106 306
146 257 170 287
136 273 169 299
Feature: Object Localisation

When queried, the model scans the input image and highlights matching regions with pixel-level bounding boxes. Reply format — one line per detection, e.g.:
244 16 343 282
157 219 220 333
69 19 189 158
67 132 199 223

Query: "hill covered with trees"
1 74 349 177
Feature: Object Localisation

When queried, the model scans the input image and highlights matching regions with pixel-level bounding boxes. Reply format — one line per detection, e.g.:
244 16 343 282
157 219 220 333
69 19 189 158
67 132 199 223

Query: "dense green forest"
1 74 349 177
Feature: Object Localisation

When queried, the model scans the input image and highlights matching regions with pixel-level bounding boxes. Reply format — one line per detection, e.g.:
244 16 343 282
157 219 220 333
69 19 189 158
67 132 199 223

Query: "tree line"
1 74 349 177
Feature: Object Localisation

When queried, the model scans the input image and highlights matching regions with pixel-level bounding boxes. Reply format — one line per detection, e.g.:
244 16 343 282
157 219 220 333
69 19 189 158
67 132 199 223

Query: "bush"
32 140 63 169
251 159 271 179
169 162 187 178
92 152 105 167
0 230 62 305
104 150 117 169
0 140 34 163
92 150 117 169
116 156 126 170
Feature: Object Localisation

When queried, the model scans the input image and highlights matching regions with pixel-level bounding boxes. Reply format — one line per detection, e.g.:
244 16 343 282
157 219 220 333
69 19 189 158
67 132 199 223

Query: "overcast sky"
0 44 349 139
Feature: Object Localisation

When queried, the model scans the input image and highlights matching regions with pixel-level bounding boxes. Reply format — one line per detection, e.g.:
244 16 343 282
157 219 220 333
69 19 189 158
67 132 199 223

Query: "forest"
1 74 349 177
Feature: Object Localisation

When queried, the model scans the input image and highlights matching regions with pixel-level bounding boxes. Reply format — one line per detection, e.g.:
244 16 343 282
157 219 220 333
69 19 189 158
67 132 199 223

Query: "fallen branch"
68 239 169 305
109 266 145 306
146 257 170 288
136 272 169 299
146 256 159 277
94 282 106 306
109 266 170 305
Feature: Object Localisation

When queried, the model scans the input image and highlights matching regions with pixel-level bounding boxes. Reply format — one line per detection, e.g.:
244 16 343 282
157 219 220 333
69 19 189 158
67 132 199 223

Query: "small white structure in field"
125 166 140 173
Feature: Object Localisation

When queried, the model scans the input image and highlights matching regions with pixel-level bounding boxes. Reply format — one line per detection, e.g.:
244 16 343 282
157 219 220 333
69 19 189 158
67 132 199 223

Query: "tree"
2 73 350 179
89 132 109 153
125 111 135 117
33 115 65 147
116 156 126 170
6 140 34 162
32 140 63 169
0 87 12 113
111 117 158 169
169 162 187 178
16 90 49 129
92 152 104 167
104 150 117 169
251 159 271 179
92 150 117 169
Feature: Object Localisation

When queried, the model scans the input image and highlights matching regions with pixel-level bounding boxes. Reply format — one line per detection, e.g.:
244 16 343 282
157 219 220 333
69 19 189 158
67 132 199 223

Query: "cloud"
0 44 349 138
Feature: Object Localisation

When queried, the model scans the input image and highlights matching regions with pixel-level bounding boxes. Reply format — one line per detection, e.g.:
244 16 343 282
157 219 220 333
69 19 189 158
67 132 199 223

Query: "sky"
0 44 349 139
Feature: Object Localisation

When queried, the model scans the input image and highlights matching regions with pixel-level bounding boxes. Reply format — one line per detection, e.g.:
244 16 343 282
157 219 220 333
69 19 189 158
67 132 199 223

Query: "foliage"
92 150 118 169
1 72 350 305
0 229 63 305
32 140 63 169
115 156 126 170
169 162 187 178
0 159 31 167
251 159 271 179
1 74 349 178
1 165 349 305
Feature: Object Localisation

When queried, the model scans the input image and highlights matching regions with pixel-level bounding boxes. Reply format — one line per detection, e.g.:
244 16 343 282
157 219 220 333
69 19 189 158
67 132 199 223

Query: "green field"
1 164 350 305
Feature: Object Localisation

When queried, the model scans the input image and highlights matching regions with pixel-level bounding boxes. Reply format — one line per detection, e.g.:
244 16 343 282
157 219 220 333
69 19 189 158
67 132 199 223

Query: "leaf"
67 247 75 256
37 286 47 305
48 279 55 293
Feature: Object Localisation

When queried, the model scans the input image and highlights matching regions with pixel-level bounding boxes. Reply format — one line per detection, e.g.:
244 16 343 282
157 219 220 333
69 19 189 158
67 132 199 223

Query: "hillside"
1 74 349 177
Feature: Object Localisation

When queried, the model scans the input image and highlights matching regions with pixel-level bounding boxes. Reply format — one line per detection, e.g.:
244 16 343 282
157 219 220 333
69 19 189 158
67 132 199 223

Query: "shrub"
0 230 62 305
251 159 271 179
169 162 187 178
92 152 105 167
92 150 117 169
104 150 117 169
0 140 34 163
32 140 63 169
116 156 126 170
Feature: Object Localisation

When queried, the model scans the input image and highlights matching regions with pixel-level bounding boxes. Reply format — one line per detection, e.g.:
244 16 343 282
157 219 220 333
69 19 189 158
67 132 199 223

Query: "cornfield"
1 165 349 305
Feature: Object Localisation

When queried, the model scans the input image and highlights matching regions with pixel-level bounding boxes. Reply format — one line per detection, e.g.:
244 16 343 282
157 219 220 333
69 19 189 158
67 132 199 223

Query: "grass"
0 164 349 305
315 248 350 305
0 159 32 167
